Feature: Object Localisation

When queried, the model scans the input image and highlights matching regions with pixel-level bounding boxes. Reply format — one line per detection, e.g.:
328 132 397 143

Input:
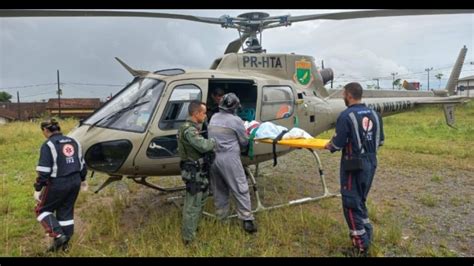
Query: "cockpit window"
84 78 164 133
159 84 202 130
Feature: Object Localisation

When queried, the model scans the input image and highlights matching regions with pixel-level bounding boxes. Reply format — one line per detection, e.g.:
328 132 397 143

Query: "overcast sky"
0 9 473 102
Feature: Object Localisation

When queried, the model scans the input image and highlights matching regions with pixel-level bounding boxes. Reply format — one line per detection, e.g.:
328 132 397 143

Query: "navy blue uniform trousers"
340 153 377 250
35 174 81 238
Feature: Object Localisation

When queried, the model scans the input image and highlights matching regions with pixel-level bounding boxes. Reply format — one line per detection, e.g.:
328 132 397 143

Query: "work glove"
34 190 42 202
81 181 89 192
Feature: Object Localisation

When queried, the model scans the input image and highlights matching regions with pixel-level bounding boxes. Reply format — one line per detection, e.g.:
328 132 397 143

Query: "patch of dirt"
51 147 472 257
258 148 473 256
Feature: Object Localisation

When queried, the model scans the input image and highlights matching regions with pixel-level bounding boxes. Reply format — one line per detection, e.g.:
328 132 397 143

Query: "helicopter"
2 9 472 212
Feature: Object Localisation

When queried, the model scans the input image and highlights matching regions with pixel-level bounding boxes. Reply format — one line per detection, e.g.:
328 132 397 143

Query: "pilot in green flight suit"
178 100 216 245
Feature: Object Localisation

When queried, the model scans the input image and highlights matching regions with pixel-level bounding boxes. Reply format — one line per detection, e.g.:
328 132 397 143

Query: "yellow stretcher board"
257 138 330 149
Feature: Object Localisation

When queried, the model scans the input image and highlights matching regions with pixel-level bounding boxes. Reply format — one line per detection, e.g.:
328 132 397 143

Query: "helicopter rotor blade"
286 9 474 23
224 32 251 54
3 9 473 31
0 9 224 25
2 9 472 55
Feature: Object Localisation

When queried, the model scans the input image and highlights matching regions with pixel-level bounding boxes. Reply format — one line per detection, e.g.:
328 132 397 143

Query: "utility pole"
391 72 398 90
468 80 470 98
17 91 21 121
373 78 380 89
425 67 433 91
57 70 61 118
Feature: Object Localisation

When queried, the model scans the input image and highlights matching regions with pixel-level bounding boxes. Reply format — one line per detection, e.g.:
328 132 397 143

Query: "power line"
371 62 473 80
62 81 125 87
21 90 57 99
1 81 125 90
2 62 472 93
336 68 474 84
1 83 57 90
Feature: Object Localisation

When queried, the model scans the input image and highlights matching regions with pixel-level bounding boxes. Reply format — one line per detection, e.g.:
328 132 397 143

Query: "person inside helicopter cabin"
206 87 225 122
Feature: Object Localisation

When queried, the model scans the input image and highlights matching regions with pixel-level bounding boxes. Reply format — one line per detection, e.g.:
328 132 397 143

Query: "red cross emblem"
62 144 75 157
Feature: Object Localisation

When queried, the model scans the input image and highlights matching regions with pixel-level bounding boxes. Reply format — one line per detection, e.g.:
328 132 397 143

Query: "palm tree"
393 78 402 90
435 73 443 88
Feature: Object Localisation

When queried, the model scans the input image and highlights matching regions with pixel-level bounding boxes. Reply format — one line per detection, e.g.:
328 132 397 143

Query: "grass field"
0 102 472 257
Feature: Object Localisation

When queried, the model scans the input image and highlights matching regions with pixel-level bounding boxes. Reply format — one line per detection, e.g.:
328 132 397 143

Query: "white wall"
0 117 8 125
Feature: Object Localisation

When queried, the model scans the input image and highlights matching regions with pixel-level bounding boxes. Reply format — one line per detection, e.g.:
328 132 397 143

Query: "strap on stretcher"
255 137 330 167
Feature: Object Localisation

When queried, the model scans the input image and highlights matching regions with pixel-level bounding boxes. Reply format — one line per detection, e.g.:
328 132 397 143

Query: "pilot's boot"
243 220 257 234
46 234 68 252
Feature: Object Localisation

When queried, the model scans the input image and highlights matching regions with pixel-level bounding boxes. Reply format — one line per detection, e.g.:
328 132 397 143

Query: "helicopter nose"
69 126 133 173
84 140 133 173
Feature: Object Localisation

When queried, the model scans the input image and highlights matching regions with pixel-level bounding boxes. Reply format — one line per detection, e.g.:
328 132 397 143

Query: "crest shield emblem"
293 59 313 86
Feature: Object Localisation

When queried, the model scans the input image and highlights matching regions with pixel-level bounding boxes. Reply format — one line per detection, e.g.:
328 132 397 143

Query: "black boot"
243 220 257 234
46 235 68 252
62 238 71 252
341 246 368 257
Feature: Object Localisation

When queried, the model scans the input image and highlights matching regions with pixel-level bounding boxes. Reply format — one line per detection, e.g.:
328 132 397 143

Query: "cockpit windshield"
84 78 164 132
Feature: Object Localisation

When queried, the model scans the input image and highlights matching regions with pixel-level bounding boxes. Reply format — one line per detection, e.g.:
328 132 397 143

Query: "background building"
46 98 102 118
0 102 47 121
457 75 474 97
0 98 103 123
0 108 17 125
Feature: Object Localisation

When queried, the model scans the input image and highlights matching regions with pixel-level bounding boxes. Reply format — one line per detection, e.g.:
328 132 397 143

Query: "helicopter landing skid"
94 175 123 194
203 148 340 218
129 176 186 192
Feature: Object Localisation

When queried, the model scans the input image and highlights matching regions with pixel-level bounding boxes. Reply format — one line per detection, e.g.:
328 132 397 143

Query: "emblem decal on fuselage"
293 59 314 87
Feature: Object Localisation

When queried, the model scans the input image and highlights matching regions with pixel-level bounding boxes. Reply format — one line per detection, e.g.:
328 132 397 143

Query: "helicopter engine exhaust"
320 68 334 85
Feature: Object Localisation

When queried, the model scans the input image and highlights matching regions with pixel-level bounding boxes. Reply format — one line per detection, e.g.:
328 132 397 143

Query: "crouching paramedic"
178 100 216 245
34 119 87 252
325 82 384 256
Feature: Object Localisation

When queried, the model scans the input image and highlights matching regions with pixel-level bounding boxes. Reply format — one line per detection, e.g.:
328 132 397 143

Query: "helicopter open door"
207 79 258 122
206 79 298 163
132 79 209 177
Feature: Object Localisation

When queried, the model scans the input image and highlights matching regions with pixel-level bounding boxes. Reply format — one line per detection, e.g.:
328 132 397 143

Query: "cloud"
0 10 472 100
323 45 410 79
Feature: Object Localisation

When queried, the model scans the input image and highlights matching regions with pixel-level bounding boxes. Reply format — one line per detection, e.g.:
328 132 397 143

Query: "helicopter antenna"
115 57 150 77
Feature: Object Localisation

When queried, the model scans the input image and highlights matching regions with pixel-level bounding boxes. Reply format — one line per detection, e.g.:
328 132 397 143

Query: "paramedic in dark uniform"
34 119 87 252
324 82 384 257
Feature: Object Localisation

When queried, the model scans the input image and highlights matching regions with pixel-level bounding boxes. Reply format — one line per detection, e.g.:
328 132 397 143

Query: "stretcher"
202 137 340 219
256 137 329 149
